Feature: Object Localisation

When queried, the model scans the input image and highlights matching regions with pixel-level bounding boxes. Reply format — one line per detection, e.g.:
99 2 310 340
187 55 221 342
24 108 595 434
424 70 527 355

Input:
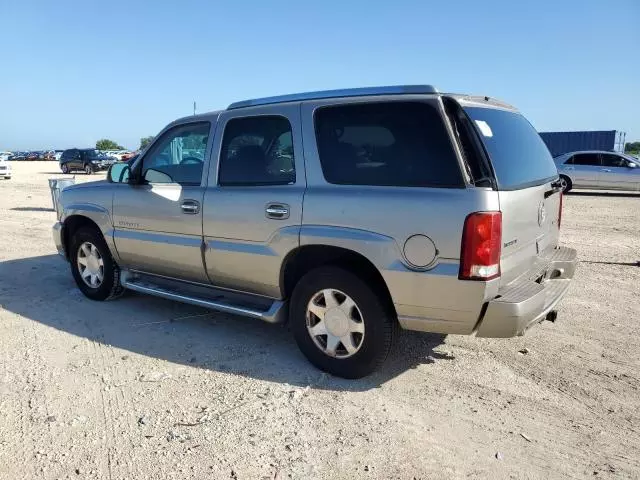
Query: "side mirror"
108 163 131 183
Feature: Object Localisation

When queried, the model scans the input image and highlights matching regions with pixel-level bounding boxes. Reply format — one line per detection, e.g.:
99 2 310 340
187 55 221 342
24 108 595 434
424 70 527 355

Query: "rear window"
465 107 558 189
314 102 463 188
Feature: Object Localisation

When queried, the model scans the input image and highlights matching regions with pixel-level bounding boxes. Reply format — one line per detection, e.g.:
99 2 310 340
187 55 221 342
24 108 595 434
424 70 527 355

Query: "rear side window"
314 102 463 187
465 107 558 189
572 153 600 166
219 116 295 186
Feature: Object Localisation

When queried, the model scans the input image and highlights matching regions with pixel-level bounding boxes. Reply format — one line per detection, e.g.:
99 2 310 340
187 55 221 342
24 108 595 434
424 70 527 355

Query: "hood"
63 179 110 191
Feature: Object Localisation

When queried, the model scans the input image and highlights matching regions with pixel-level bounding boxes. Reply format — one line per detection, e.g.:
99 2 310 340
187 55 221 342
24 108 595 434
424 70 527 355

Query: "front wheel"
69 227 123 301
290 266 395 379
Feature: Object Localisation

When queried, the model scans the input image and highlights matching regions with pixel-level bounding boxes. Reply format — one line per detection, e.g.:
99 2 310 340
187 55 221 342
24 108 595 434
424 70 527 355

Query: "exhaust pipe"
546 310 558 323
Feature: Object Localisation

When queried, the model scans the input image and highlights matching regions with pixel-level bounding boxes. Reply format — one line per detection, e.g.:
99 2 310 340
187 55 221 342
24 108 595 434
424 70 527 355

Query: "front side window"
141 122 210 185
314 102 463 187
572 153 600 166
601 153 627 168
218 116 295 186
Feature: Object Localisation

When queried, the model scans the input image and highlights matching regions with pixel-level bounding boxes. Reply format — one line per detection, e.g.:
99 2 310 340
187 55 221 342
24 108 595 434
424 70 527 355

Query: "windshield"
465 107 558 190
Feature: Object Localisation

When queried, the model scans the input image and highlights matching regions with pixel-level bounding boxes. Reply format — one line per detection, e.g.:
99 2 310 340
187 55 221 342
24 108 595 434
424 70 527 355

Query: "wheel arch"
280 244 396 317
62 207 118 261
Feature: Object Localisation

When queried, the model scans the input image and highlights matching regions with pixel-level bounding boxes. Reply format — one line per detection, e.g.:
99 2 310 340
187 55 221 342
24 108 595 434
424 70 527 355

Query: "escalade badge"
538 201 546 227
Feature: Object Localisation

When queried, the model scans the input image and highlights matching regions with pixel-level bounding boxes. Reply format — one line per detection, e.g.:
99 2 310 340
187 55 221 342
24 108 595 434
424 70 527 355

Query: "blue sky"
1 0 638 150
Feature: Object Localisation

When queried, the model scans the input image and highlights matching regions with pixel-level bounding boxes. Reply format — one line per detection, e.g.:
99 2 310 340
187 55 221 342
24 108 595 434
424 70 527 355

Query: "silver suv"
52 85 577 378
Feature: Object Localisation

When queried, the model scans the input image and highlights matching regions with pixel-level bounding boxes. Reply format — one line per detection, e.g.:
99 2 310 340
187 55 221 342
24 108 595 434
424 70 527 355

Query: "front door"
599 153 640 190
202 104 305 298
112 121 213 283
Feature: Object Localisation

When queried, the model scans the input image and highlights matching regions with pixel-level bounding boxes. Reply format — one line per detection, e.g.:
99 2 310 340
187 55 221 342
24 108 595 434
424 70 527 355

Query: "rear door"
463 105 561 285
201 103 304 298
568 153 601 188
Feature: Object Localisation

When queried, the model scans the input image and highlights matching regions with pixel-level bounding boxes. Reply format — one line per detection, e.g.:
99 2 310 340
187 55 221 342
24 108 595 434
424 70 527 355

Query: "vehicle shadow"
0 254 448 392
11 207 55 212
567 191 640 198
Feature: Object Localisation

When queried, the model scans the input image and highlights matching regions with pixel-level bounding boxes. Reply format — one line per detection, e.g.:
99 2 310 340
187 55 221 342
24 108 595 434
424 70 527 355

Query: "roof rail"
227 85 438 110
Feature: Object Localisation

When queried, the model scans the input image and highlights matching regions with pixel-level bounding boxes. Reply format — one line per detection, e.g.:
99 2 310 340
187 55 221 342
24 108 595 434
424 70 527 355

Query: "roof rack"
227 85 438 110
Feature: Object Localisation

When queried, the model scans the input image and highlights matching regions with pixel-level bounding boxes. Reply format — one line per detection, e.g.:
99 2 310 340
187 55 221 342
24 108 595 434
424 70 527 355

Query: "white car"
0 151 11 162
0 157 12 179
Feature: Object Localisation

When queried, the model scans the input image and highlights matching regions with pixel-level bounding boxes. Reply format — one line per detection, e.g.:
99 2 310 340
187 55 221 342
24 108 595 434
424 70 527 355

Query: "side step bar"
120 271 286 324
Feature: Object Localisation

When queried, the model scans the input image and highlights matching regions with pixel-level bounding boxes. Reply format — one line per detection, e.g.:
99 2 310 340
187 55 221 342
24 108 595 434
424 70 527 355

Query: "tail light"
558 192 563 229
459 212 502 280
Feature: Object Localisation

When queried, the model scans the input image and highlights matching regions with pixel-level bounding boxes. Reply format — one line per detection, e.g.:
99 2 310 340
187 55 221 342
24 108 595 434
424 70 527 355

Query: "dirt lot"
0 161 639 480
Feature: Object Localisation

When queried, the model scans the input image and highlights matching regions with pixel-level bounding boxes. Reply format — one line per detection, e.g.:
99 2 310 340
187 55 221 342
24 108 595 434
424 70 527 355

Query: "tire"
69 226 123 301
559 174 572 193
61 164 69 174
84 163 93 175
290 266 395 379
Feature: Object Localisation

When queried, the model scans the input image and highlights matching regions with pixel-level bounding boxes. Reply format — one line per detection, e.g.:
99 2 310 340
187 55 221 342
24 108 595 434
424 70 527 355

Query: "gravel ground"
0 161 639 480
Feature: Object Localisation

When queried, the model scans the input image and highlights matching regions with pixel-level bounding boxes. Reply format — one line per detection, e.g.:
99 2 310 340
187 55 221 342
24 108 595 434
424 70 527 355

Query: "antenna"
193 101 196 116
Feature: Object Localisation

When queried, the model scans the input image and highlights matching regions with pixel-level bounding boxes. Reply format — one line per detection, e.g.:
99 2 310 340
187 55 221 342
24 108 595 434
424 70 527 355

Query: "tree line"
95 137 154 151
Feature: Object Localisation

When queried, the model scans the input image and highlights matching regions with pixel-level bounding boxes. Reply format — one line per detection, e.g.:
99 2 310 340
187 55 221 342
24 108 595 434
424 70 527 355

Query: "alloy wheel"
306 288 365 358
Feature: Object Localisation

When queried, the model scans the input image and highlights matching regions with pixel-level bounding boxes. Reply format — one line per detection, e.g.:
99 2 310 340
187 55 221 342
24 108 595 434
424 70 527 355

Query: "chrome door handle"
265 203 290 220
601 169 612 172
181 200 200 214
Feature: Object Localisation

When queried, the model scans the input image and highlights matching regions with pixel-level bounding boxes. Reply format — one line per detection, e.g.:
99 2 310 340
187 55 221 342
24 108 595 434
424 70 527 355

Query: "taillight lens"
459 212 502 280
558 192 563 229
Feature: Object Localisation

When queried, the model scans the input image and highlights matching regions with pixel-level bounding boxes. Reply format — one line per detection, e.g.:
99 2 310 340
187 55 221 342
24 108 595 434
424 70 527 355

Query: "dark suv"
60 149 114 174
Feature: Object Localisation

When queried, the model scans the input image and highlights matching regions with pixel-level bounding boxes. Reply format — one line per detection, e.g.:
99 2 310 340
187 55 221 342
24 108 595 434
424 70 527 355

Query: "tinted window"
601 153 627 168
219 116 295 186
314 102 462 187
142 122 210 185
464 107 558 189
572 153 600 166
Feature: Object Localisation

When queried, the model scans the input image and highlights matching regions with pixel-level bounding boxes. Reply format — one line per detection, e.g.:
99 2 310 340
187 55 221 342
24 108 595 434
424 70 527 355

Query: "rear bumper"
475 246 577 338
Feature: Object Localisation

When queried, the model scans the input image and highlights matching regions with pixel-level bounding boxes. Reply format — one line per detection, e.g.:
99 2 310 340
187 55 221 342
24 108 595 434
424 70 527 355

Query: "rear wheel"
290 266 395 379
559 175 572 193
84 163 93 175
61 164 69 174
69 227 123 301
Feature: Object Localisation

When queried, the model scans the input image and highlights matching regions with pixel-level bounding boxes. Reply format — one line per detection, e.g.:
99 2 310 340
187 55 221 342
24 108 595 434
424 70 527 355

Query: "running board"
120 271 286 324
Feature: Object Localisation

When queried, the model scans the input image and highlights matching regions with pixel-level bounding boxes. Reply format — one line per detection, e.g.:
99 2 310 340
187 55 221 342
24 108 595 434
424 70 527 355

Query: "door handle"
564 167 574 170
181 200 200 214
265 203 290 220
601 169 612 172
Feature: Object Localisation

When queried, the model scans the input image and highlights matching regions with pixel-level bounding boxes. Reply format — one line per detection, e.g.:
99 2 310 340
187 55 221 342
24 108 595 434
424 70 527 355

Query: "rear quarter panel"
300 97 499 333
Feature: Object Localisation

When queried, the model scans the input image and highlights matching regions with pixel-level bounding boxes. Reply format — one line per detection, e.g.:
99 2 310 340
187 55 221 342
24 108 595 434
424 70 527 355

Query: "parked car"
554 151 640 192
120 151 136 161
59 148 115 174
54 150 64 161
0 156 11 179
43 150 57 161
0 151 12 162
52 85 576 378
26 151 41 161
8 151 27 161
